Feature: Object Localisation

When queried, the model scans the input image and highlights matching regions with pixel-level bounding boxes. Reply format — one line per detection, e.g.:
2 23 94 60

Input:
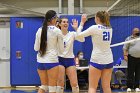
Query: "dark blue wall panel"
10 18 29 85
10 17 43 85
110 16 140 64
28 18 43 85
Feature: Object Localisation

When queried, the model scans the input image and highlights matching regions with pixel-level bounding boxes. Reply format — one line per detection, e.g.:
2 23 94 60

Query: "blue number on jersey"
49 26 55 29
103 32 110 41
64 42 66 48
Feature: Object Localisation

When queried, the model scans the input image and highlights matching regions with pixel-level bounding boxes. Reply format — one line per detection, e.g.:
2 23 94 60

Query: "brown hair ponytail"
96 11 111 27
39 10 57 56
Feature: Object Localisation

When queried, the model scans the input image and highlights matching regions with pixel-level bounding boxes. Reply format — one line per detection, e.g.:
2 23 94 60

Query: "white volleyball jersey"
58 31 85 58
77 24 113 64
34 26 63 63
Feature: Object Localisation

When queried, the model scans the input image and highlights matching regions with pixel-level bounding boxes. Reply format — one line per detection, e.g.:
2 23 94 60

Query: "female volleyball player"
77 11 113 93
34 10 62 93
56 17 84 93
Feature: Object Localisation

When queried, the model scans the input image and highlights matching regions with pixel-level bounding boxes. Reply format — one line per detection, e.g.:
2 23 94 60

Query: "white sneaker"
135 88 140 92
127 88 132 92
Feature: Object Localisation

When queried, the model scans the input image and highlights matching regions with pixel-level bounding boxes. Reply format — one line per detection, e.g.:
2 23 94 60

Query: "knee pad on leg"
56 86 64 93
48 86 57 92
39 85 48 92
72 86 79 93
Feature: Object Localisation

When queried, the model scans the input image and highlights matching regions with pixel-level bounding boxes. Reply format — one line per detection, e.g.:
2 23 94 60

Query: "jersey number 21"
103 32 110 41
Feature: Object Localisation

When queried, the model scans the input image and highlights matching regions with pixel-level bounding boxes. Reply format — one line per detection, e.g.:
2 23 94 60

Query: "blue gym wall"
10 17 43 85
10 16 140 85
110 16 140 64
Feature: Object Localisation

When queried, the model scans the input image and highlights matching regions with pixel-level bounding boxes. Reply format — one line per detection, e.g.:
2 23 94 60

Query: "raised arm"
71 18 85 42
76 14 96 38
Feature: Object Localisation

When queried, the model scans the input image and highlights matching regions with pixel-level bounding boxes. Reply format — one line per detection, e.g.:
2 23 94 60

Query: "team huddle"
34 10 113 93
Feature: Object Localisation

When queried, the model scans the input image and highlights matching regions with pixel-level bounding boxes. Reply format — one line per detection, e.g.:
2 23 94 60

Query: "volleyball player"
34 10 62 93
56 17 85 93
77 11 113 93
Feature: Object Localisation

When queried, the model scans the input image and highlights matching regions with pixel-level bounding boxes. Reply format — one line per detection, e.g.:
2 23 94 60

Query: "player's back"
90 24 113 64
92 25 112 51
34 26 62 63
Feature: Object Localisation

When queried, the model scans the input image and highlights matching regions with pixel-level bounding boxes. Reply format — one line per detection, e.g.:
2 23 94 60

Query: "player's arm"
76 14 96 38
74 33 85 42
34 29 41 51
77 26 94 37
71 19 85 42
55 27 63 38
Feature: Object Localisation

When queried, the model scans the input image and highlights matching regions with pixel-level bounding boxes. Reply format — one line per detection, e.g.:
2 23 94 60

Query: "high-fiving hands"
80 14 87 26
71 19 78 31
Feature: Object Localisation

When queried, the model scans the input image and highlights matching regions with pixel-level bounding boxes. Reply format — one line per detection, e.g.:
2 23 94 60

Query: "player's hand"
80 14 87 26
71 19 78 31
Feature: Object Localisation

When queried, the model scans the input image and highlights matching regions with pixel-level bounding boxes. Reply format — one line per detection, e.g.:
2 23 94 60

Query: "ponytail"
39 10 57 56
39 19 48 56
96 11 111 27
104 11 111 27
